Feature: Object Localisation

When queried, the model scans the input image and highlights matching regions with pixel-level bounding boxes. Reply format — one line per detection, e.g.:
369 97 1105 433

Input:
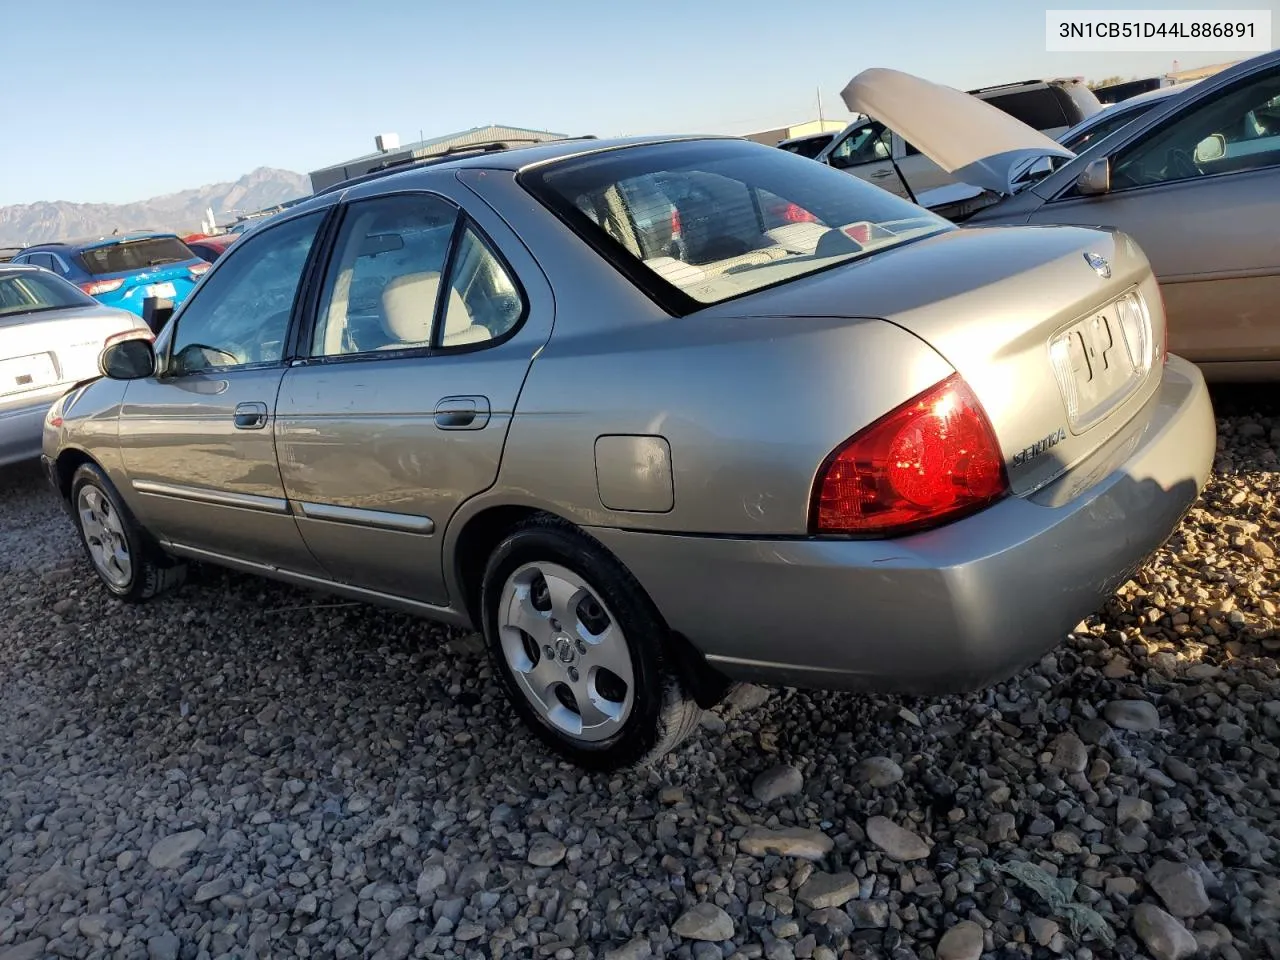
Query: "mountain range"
0 168 312 246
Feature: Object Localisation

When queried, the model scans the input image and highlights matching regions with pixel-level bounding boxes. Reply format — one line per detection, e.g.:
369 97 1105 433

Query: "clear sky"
3 0 1274 205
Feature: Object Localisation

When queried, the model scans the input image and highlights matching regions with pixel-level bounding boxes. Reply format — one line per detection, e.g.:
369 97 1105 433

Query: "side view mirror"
827 153 854 170
99 335 156 380
1194 133 1226 163
1075 157 1111 196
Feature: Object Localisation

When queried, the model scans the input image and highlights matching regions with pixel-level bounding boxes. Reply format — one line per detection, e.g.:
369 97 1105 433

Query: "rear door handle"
233 401 268 430
870 169 894 178
435 396 491 430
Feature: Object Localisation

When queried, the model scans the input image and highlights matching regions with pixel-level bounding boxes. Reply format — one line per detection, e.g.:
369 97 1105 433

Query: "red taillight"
80 278 125 296
189 262 211 278
811 374 1009 536
783 202 818 223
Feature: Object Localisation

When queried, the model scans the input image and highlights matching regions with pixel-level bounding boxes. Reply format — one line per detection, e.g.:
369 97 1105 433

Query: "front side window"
827 121 891 168
312 194 524 356
0 270 95 317
168 211 324 375
1111 68 1280 189
523 138 950 309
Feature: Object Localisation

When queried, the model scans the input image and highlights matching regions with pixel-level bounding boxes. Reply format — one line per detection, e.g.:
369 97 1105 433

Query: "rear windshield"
779 135 832 159
79 237 195 275
987 87 1074 130
0 270 93 317
521 139 951 310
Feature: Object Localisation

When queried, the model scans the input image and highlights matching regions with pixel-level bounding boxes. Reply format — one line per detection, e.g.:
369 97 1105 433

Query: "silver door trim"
294 500 436 534
132 479 290 514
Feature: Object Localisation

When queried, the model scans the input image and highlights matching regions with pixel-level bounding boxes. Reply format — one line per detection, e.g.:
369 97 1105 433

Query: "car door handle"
435 396 491 430
870 169 894 178
233 402 269 430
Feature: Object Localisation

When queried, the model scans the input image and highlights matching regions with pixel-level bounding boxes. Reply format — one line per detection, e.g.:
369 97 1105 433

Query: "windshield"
79 237 196 275
521 139 951 310
0 270 95 317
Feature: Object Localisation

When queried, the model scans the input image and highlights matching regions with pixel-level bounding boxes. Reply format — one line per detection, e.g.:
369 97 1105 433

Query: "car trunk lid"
840 67 1077 195
0 305 143 398
700 224 1167 497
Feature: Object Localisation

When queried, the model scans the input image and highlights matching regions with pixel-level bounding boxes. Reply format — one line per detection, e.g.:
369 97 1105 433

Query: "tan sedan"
845 49 1280 380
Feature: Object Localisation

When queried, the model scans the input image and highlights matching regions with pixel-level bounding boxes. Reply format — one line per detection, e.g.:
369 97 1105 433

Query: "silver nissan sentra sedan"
42 135 1216 769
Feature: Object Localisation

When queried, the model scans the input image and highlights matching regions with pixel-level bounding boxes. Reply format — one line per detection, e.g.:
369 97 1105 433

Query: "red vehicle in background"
181 233 237 263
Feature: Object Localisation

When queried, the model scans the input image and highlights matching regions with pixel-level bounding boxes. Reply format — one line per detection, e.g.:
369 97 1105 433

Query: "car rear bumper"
592 355 1215 695
0 397 54 468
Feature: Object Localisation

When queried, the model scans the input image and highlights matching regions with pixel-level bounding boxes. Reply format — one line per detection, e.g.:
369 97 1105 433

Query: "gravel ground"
1 386 1277 960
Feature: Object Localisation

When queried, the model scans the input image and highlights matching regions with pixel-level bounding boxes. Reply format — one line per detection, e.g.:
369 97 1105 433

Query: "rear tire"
480 516 702 770
70 463 185 603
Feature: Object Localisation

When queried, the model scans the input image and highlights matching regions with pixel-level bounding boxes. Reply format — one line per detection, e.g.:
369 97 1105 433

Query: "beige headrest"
379 272 472 345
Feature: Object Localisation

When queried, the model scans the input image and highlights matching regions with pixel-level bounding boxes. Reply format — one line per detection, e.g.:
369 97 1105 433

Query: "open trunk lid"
840 67 1076 195
700 224 1167 497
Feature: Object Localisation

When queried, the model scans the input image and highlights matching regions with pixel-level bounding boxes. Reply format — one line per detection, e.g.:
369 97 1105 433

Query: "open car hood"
840 68 1076 196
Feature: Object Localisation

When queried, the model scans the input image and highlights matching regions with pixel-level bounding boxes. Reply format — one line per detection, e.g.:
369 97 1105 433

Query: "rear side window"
522 139 950 311
987 88 1072 131
79 237 196 275
780 136 832 159
0 271 93 317
1061 104 1155 152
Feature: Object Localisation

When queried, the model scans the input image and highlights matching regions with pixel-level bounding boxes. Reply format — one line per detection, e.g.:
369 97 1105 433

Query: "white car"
1 265 150 467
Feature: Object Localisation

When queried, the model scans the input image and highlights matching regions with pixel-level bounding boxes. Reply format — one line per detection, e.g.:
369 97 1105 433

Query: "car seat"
379 272 491 349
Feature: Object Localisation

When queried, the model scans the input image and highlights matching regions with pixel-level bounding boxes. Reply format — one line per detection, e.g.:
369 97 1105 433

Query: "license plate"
146 282 177 299
1049 307 1141 433
0 352 58 396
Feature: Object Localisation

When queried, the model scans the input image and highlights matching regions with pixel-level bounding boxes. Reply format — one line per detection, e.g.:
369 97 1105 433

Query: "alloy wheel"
497 561 635 742
77 485 132 588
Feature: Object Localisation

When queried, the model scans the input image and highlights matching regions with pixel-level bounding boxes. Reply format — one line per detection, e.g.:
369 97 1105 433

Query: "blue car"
9 232 209 318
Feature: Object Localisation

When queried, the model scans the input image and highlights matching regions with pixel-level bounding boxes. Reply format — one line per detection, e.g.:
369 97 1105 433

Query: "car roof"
778 131 836 145
310 134 732 200
26 231 183 250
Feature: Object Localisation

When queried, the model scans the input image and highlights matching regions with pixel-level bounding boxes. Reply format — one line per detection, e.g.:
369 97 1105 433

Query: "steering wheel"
1166 147 1201 180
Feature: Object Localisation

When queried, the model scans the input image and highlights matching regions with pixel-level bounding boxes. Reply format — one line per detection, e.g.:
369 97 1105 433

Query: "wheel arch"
448 500 733 709
54 446 99 502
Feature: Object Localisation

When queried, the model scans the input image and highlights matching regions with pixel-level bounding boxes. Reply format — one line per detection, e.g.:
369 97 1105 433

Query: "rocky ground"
1 386 1277 960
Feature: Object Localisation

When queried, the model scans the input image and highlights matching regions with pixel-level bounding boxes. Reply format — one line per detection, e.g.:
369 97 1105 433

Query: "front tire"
480 516 702 770
70 463 185 602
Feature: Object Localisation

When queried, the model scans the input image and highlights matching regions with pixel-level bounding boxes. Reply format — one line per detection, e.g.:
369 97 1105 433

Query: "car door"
274 187 553 606
117 207 331 574
1025 64 1280 367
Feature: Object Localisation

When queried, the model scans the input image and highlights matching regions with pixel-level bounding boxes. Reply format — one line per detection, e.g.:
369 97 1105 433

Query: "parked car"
9 233 210 318
184 234 238 263
1 265 149 467
816 77 1102 213
43 136 1214 769
847 49 1280 381
776 130 839 158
